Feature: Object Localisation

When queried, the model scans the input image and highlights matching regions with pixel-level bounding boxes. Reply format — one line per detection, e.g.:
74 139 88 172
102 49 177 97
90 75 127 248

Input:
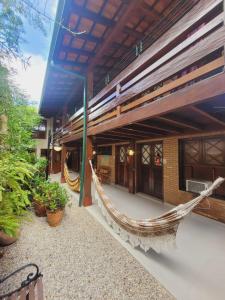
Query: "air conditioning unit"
186 179 212 194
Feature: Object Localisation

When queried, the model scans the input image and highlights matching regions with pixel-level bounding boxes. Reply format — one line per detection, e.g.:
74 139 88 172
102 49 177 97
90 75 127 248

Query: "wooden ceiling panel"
67 52 78 61
124 35 136 47
78 55 89 63
71 38 85 49
84 41 96 51
92 23 107 38
68 14 79 29
63 34 72 46
102 0 121 19
86 0 104 13
78 17 94 33
154 0 171 13
136 20 150 33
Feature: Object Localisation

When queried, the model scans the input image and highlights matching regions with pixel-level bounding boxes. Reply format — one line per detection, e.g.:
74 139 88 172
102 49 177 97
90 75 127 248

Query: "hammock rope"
64 158 80 193
89 160 224 252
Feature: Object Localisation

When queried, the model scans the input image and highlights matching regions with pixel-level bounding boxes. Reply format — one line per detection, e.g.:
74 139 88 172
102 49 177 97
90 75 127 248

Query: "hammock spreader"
64 162 80 193
89 160 224 252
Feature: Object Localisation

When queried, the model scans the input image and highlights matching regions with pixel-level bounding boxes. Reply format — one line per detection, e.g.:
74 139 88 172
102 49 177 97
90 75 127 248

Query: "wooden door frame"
137 141 164 200
115 144 128 187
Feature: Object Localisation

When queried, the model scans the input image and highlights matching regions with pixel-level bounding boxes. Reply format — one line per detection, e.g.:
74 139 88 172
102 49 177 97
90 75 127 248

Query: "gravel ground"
0 205 174 300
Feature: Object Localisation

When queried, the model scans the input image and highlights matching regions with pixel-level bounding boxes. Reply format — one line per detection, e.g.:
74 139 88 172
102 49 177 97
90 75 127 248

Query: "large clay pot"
0 230 18 247
46 209 64 227
33 201 46 217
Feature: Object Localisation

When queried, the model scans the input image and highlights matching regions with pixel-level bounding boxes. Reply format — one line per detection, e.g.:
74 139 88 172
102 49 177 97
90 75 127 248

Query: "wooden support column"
60 145 67 183
83 136 93 206
128 141 135 194
83 70 94 206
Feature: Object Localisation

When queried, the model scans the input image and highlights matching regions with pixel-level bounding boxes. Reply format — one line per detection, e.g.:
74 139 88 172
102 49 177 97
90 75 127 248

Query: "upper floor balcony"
40 0 225 144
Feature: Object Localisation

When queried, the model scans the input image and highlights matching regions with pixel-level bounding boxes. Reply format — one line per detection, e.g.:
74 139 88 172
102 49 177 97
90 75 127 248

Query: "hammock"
64 162 80 193
89 160 224 252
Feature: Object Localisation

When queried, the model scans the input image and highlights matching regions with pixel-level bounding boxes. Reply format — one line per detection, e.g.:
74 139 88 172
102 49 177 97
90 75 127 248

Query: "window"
180 136 225 199
33 120 47 139
141 145 151 165
119 146 126 163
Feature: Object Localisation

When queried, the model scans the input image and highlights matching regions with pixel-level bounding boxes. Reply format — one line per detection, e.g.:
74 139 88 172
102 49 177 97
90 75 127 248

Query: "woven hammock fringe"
90 160 224 253
94 189 177 253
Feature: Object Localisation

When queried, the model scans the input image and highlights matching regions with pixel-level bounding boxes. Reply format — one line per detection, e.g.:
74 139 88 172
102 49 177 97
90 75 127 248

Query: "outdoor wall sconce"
92 149 97 155
54 141 62 152
127 147 135 156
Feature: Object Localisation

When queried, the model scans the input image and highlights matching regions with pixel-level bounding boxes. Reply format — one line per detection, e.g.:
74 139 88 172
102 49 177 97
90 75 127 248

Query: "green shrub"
44 182 69 212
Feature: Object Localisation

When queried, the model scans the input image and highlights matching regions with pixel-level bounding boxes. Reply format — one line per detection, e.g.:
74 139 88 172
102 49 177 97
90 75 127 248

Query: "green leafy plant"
0 152 35 236
44 182 69 212
34 157 47 175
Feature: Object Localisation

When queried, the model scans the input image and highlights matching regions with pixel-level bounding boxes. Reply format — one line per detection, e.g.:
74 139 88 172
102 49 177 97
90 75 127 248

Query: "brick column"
163 137 179 204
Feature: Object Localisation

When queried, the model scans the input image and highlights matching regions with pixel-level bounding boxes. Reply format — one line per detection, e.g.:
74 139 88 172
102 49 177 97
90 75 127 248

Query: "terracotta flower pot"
46 209 64 227
0 230 18 247
33 201 46 217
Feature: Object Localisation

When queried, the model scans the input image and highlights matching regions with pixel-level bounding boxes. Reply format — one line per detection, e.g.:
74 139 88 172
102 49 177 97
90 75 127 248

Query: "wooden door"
116 145 129 187
138 142 163 199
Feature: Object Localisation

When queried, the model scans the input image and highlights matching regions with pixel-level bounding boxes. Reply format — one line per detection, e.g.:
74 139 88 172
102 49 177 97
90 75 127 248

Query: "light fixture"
54 141 62 152
127 145 135 156
92 150 96 155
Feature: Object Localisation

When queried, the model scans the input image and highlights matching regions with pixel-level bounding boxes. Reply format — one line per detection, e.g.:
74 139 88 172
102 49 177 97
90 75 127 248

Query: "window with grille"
119 146 126 163
141 145 151 165
154 144 163 166
180 136 225 199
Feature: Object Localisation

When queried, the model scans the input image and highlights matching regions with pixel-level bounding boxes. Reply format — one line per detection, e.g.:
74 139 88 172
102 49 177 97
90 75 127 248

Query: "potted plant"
0 214 20 246
32 190 46 217
44 182 69 227
32 178 47 217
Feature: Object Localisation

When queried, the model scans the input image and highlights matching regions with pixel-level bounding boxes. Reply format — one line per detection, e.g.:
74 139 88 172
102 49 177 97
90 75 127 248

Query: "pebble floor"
0 206 174 300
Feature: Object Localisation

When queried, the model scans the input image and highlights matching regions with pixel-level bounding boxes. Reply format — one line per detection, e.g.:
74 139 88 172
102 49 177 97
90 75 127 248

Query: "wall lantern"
54 141 62 152
127 146 135 156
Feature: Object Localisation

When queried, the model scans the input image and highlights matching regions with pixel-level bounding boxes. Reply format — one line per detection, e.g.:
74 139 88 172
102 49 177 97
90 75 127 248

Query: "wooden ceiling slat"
156 116 202 131
88 0 145 69
134 122 180 134
190 106 225 127
71 3 115 27
54 59 88 68
60 45 95 57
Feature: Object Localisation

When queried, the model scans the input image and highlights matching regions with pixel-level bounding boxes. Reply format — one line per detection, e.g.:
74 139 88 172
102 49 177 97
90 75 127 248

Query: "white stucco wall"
35 118 53 157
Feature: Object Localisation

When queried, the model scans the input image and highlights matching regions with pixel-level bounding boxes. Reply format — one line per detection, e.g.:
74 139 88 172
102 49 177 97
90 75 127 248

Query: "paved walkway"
0 205 173 299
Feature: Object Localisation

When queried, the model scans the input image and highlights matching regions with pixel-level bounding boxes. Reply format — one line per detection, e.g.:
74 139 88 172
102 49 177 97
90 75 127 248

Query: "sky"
12 0 58 105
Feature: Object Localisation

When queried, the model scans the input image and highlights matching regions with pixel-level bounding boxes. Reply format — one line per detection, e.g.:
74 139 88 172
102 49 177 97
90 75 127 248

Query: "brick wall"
163 137 225 223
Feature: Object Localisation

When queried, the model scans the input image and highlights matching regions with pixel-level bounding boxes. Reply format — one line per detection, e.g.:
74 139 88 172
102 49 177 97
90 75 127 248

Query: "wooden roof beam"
156 116 202 131
190 106 225 126
70 3 115 27
123 27 144 39
88 0 145 69
123 126 163 136
53 59 88 68
134 122 181 134
60 46 95 57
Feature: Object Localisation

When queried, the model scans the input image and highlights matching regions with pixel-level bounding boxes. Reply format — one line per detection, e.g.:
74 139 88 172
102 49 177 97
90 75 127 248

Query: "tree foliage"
0 0 46 63
0 64 41 158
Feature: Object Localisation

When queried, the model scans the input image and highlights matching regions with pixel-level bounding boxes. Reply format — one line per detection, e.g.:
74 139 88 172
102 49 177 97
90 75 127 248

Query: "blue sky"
12 0 58 104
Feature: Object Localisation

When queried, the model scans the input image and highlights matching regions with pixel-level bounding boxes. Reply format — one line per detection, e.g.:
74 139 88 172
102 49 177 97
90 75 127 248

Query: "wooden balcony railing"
54 0 225 143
